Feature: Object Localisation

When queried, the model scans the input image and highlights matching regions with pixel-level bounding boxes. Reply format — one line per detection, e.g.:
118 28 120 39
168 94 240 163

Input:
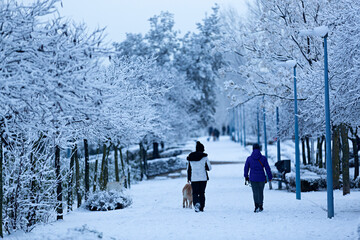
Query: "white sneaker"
194 203 200 212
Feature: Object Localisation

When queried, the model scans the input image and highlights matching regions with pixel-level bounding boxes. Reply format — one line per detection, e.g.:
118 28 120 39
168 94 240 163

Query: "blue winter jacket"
244 149 273 182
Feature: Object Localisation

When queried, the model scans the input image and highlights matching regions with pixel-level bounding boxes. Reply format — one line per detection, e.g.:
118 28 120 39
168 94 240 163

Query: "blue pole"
243 105 246 147
324 35 334 218
294 65 301 200
239 106 243 145
234 108 237 142
237 106 240 143
257 107 260 145
263 100 272 190
276 106 281 162
277 106 282 189
232 108 235 141
233 107 236 142
263 103 268 160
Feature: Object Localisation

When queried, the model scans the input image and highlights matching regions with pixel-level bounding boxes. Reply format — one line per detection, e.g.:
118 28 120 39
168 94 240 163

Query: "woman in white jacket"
187 141 212 212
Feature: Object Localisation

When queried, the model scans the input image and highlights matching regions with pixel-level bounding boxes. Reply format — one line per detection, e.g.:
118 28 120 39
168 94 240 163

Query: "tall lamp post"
276 106 282 189
276 106 281 163
243 105 246 147
284 60 301 200
300 26 333 218
257 106 260 145
236 106 240 142
262 97 272 190
239 106 243 145
262 97 268 160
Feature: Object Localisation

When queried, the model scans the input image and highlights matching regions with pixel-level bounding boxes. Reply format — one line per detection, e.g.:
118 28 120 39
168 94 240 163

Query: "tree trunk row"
51 139 149 222
340 124 350 195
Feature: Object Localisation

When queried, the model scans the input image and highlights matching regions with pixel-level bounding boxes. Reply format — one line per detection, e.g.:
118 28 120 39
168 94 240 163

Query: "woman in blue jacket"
244 144 272 212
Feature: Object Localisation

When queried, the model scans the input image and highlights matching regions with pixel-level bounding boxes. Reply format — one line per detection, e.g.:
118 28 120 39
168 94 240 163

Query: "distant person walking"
213 128 220 141
207 127 213 141
187 141 212 212
244 144 272 212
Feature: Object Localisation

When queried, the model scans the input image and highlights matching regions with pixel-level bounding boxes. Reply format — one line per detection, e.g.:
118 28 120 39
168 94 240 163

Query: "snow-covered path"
8 137 360 240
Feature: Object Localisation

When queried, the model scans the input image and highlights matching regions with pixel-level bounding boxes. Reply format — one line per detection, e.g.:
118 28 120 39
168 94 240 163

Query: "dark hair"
253 143 260 150
196 141 205 152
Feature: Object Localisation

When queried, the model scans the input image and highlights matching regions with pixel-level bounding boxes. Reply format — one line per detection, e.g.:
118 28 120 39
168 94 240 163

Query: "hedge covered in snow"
85 190 132 211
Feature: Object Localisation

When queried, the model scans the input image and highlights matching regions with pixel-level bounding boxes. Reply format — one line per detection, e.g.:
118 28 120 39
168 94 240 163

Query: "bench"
272 160 291 190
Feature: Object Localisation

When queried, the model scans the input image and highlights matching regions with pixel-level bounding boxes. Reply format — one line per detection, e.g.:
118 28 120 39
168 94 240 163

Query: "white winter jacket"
187 156 212 182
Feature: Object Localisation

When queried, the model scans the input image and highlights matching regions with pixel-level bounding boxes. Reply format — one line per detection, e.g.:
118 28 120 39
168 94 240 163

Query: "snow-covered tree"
221 0 360 193
114 11 199 147
175 5 226 128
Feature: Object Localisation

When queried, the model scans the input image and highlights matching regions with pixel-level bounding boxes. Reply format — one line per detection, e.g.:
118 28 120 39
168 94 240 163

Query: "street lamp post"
281 60 301 200
243 105 246 147
283 60 301 199
263 97 272 190
293 64 301 200
263 100 268 160
276 106 282 189
300 26 333 218
236 106 240 142
239 106 243 145
276 106 281 163
231 108 236 142
323 33 334 219
257 106 260 145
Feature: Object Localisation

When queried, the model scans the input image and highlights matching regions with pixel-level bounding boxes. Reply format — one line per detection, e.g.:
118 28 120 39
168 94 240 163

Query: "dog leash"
257 158 269 183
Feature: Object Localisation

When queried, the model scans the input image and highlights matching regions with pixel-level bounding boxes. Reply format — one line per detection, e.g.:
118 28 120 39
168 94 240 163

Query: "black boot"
254 203 259 213
259 204 263 212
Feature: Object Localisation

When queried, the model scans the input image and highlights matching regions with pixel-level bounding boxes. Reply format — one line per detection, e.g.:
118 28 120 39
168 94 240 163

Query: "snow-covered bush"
31 225 108 240
351 176 360 188
85 191 132 211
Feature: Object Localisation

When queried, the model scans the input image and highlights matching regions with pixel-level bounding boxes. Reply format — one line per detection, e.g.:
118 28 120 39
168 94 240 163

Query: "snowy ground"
7 136 360 240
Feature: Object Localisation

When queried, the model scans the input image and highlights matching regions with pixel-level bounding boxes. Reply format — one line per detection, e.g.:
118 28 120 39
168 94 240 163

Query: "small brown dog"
182 183 193 208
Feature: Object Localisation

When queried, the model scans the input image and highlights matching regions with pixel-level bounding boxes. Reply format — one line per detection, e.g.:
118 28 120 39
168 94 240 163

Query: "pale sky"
52 0 249 43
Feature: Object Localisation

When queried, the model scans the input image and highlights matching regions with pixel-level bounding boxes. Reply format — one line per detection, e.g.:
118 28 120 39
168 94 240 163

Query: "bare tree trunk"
319 136 324 168
74 144 81 208
316 137 320 166
27 137 42 229
305 136 311 165
349 127 359 180
301 137 306 165
142 145 148 176
93 146 100 192
340 124 350 195
114 145 120 182
352 139 359 180
119 147 127 188
84 139 89 200
139 143 144 180
55 145 63 220
310 137 315 165
105 144 110 188
126 150 131 189
67 147 75 212
332 126 340 189
153 142 159 159
99 144 108 190
324 136 327 169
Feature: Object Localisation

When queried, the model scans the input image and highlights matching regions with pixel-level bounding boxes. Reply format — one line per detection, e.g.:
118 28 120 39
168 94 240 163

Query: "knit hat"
196 141 205 152
253 143 260 150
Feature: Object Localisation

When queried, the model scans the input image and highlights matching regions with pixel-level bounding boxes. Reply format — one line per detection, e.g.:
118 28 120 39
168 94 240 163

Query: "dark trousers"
191 181 207 210
250 181 265 206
